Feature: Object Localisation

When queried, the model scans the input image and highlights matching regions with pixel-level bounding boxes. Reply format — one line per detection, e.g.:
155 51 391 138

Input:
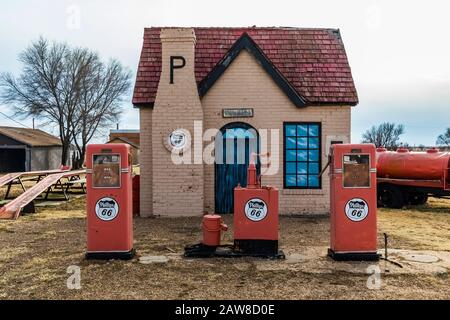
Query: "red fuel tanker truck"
376 147 450 208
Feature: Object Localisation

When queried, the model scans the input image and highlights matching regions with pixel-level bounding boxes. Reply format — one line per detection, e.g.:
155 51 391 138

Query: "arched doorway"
214 122 260 214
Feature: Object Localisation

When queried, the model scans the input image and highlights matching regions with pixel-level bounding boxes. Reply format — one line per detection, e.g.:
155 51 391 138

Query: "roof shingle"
132 27 358 106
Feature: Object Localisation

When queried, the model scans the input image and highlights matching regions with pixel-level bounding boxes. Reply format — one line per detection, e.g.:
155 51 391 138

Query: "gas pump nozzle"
318 155 331 178
247 152 270 188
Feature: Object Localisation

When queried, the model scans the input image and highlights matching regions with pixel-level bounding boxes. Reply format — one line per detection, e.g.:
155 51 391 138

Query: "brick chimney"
151 28 204 216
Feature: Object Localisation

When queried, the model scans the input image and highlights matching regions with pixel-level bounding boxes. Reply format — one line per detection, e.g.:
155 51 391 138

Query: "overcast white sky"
0 0 449 145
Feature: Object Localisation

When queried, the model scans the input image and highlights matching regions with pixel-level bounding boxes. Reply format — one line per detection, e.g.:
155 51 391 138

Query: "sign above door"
222 108 253 118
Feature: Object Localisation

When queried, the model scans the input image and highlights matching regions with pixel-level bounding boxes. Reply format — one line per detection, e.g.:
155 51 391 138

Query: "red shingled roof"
133 27 358 106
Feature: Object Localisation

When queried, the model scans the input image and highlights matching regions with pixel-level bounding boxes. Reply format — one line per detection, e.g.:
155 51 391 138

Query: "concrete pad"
139 255 169 264
403 254 439 263
285 253 306 264
253 247 450 276
166 253 182 260
382 249 450 275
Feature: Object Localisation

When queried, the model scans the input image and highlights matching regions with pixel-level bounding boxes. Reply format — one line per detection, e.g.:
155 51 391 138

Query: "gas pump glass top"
93 154 121 188
342 154 370 188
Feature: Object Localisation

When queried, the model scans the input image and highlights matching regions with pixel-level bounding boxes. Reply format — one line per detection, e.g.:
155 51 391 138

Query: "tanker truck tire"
408 192 428 206
378 184 404 209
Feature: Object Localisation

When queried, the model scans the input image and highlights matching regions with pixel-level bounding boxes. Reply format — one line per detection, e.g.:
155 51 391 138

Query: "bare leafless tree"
71 59 131 168
436 128 450 146
362 122 406 150
1 38 74 164
0 37 131 167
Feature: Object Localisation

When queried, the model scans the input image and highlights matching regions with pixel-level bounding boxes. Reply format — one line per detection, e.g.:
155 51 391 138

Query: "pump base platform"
184 243 285 259
85 248 135 260
328 249 380 261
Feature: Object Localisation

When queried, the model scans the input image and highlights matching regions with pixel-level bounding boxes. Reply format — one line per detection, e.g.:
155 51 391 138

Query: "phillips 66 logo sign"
244 198 268 222
345 198 369 222
95 197 119 221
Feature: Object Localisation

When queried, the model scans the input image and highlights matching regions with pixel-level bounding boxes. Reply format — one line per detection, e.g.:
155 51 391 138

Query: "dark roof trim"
310 101 358 107
198 32 307 107
133 102 154 108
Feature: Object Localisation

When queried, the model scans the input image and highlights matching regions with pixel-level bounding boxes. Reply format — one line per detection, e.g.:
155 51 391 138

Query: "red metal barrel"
202 214 228 247
376 148 450 181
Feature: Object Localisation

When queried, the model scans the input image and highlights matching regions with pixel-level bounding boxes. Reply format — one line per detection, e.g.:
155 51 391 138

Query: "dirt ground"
0 193 449 300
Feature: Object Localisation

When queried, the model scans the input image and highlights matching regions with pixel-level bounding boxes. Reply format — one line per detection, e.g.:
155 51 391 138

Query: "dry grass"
0 195 449 300
378 197 450 251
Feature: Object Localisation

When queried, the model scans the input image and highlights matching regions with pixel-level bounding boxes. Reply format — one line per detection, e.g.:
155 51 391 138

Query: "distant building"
0 126 64 172
108 129 140 165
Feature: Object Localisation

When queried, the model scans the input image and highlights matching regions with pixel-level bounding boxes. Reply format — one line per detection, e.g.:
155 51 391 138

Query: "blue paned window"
284 123 321 189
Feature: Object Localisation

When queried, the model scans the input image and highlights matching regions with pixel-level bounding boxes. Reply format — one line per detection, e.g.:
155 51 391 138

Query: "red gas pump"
85 144 135 260
328 143 379 261
184 153 284 258
233 154 280 256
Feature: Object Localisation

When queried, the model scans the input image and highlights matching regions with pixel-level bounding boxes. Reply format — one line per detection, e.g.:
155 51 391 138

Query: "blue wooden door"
215 124 259 214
